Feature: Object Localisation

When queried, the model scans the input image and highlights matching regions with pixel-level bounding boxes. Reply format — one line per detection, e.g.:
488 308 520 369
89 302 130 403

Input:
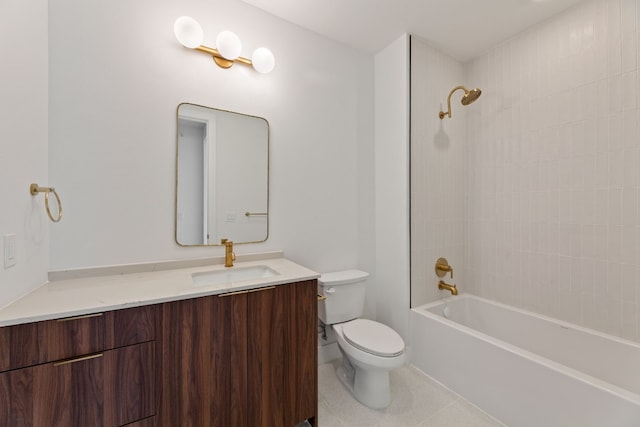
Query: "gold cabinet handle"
317 294 327 301
56 312 104 322
53 353 103 366
218 286 276 297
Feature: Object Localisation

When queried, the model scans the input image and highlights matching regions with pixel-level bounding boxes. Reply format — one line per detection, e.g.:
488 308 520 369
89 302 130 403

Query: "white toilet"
318 270 405 409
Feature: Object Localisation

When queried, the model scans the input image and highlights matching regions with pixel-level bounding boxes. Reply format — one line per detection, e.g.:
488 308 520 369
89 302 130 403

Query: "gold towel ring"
30 183 63 222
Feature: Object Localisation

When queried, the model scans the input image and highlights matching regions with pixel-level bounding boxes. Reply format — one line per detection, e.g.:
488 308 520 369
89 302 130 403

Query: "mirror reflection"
176 103 269 246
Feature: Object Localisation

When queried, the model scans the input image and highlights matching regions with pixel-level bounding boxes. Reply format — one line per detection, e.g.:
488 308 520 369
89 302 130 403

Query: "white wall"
410 37 469 307
48 0 375 282
465 0 640 342
374 34 411 339
0 0 49 307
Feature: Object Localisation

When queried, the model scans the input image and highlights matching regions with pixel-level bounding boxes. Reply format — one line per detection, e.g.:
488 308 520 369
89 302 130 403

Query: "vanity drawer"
38 312 108 363
38 305 157 364
107 304 156 348
0 322 39 372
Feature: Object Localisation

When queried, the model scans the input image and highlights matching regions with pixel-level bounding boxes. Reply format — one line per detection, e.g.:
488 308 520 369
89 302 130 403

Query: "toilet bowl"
332 319 405 409
317 270 406 409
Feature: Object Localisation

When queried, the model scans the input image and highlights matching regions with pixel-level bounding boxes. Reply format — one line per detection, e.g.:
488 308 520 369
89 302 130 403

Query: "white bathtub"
411 294 640 427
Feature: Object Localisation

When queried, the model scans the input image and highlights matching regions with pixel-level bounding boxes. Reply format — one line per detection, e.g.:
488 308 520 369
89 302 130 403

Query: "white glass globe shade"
216 31 242 60
174 16 204 49
251 47 275 74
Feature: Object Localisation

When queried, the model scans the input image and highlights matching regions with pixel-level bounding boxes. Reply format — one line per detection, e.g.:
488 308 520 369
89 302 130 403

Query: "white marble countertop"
0 251 319 327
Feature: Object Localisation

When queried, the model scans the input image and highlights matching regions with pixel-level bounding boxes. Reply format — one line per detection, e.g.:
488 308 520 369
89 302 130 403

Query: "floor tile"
317 360 503 427
419 400 506 427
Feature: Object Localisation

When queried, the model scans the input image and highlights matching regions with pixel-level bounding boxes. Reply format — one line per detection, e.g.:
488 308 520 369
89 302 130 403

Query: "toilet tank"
318 270 369 325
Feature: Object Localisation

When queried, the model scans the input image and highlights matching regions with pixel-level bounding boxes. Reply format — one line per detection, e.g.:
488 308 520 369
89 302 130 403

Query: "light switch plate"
4 234 16 268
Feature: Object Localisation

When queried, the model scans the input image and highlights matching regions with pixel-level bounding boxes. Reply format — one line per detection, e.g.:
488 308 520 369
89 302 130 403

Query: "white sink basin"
192 265 279 287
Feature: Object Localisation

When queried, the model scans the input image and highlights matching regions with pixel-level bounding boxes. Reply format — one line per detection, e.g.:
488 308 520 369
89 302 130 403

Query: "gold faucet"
221 238 236 267
438 280 458 295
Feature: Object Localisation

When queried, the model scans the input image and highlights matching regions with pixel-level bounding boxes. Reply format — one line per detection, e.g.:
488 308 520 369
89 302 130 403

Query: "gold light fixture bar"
174 16 275 74
195 45 252 69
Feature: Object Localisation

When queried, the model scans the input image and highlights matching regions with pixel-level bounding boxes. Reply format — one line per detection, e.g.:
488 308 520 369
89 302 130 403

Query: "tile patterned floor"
317 360 507 427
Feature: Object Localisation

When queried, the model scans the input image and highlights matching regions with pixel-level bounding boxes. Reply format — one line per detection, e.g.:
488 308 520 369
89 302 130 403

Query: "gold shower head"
439 85 482 119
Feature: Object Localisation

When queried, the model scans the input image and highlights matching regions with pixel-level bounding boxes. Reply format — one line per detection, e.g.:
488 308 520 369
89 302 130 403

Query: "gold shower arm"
439 85 469 119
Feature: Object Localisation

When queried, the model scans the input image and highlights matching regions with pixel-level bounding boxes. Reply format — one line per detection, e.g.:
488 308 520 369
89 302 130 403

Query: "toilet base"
336 355 392 409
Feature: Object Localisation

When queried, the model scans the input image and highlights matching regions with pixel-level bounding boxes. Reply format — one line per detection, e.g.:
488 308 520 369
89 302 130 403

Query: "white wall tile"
622 187 638 225
410 37 467 307
622 301 637 340
610 74 623 112
622 71 638 109
459 0 640 343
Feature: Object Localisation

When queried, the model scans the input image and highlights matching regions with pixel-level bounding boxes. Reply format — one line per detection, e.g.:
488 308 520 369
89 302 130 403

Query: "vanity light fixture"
173 16 275 74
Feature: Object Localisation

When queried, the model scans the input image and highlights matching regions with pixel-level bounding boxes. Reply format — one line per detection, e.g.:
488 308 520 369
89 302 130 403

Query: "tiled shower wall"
410 38 468 306
466 0 640 341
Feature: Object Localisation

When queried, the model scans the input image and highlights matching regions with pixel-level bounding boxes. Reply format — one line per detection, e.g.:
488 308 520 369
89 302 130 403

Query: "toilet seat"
342 319 404 357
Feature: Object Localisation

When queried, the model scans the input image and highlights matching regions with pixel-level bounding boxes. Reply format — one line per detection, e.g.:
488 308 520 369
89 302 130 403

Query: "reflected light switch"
4 234 16 269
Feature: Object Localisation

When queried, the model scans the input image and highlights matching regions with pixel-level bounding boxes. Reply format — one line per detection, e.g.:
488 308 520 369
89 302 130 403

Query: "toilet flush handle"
325 287 336 295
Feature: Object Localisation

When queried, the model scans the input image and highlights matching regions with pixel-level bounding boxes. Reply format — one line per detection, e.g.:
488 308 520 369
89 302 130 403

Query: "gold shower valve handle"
435 257 453 279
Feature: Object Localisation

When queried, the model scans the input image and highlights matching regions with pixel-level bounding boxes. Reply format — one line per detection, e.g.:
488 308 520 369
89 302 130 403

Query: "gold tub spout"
438 280 458 296
221 238 236 267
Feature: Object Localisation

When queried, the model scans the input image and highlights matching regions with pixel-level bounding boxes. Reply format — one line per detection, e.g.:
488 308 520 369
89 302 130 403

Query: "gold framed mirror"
175 103 269 246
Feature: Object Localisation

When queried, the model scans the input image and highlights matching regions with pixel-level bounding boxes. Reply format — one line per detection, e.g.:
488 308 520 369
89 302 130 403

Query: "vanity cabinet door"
159 294 247 427
247 286 286 426
247 281 318 427
285 280 318 425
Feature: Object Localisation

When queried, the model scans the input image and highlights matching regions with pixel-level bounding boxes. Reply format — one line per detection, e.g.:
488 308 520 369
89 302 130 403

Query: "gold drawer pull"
53 353 103 366
317 294 327 301
56 312 103 322
247 286 275 293
218 286 276 297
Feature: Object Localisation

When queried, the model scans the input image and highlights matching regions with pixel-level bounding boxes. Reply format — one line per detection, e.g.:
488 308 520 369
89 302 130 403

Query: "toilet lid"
342 319 405 357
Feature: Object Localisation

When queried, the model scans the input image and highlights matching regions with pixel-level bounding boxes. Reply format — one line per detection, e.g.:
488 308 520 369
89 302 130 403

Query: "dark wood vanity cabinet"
159 279 318 427
0 305 157 427
0 279 317 427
